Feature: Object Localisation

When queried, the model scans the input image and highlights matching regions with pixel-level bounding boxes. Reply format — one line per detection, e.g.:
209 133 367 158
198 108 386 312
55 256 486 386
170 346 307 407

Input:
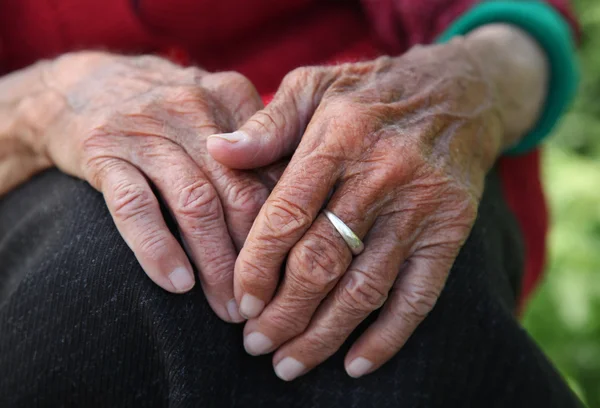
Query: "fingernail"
239 294 265 318
346 357 373 378
227 299 244 323
208 131 248 144
274 357 305 381
244 332 273 355
169 267 195 292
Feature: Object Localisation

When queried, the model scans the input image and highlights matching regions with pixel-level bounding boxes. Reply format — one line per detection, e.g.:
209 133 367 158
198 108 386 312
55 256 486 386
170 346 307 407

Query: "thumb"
206 67 336 169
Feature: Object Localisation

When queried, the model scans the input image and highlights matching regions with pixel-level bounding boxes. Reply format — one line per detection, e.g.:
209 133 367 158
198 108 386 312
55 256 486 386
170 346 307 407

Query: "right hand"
32 52 275 322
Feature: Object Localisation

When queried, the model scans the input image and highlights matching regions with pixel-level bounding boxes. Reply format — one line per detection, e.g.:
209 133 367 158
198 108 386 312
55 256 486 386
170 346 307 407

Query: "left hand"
207 27 545 380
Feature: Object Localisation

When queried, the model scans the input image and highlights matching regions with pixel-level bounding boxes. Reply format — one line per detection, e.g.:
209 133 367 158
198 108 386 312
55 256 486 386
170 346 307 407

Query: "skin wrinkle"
282 69 319 139
341 272 389 313
0 23 549 379
239 32 529 375
238 256 276 285
85 154 144 190
176 179 218 217
289 243 347 295
219 174 266 212
281 268 331 302
109 179 155 224
261 301 309 335
3 51 294 320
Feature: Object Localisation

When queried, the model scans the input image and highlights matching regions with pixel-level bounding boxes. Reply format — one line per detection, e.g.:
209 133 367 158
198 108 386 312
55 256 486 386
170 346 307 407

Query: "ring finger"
242 177 390 355
270 214 410 381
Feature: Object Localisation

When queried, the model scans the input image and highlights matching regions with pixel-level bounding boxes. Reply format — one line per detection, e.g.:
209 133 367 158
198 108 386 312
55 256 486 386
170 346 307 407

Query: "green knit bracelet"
437 1 579 155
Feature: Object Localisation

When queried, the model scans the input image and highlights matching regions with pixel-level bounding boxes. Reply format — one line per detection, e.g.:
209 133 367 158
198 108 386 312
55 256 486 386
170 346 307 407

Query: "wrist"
7 52 115 157
0 60 65 193
1 61 56 158
463 24 549 151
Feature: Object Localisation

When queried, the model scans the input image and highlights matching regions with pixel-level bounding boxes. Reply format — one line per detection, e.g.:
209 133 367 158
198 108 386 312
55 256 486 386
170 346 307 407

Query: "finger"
170 76 270 250
344 254 449 378
132 142 241 322
96 158 196 294
270 218 407 381
207 166 269 250
203 72 288 193
233 152 340 319
242 176 389 356
207 66 339 169
232 93 394 319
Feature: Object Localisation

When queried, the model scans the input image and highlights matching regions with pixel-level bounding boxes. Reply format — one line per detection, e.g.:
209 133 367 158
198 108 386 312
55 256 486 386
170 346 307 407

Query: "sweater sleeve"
0 0 153 74
362 0 580 52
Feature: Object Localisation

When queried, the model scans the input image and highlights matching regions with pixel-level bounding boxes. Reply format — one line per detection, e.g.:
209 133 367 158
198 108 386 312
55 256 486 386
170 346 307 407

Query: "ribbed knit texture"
0 170 582 407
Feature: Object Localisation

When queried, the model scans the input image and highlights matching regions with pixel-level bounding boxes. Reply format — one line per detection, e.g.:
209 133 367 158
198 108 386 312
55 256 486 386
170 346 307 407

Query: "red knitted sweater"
0 0 579 307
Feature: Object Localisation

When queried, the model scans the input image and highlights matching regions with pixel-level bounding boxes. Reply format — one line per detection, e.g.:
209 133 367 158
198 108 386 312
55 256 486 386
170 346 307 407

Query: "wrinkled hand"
38 52 279 322
207 41 508 378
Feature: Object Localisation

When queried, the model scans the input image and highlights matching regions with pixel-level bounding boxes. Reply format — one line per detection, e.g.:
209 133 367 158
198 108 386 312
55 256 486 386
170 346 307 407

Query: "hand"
207 25 547 378
34 52 274 322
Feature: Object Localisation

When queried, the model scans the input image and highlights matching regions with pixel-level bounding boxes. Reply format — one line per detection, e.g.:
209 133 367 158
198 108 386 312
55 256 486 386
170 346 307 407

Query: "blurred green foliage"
522 0 600 406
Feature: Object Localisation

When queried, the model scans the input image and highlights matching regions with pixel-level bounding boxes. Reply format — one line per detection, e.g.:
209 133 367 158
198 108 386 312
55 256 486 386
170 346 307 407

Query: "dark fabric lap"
0 169 581 407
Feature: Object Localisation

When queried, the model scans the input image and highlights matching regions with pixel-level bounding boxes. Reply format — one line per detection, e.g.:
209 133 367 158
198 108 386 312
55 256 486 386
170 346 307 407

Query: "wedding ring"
323 209 365 256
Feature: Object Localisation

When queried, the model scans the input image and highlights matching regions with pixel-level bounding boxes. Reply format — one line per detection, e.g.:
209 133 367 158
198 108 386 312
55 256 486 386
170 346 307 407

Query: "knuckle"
340 271 389 314
223 179 268 216
237 256 273 288
436 195 479 241
280 66 333 101
81 138 119 187
201 261 233 289
377 325 403 350
265 303 308 335
176 180 221 221
396 279 440 323
80 120 116 152
282 66 313 90
218 71 257 96
384 139 422 175
138 231 171 260
110 180 155 223
162 86 216 120
358 153 408 194
303 326 343 354
261 197 312 238
200 71 262 119
288 237 347 294
379 162 406 188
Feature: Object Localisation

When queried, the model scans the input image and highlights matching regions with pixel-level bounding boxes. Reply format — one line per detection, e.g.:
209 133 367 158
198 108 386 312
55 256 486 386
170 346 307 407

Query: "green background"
522 0 600 406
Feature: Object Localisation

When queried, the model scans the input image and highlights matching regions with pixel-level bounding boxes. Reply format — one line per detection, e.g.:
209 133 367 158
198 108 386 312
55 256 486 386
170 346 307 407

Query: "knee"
0 169 146 298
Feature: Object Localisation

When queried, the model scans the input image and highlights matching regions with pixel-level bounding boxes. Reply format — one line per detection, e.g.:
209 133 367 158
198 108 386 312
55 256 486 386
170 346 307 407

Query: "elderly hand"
33 52 278 322
207 25 548 378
